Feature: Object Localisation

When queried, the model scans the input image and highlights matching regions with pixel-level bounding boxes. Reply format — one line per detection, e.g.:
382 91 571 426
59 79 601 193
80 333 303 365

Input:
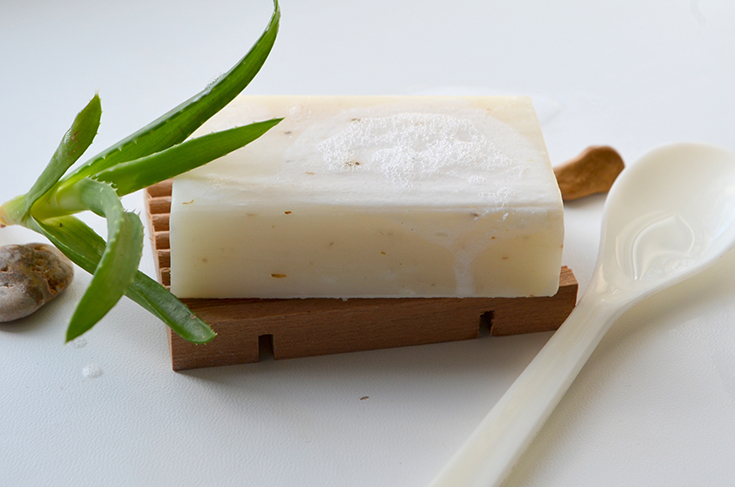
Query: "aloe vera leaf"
92 118 281 197
31 215 215 343
66 211 143 341
126 271 217 344
5 1 280 345
29 217 105 272
26 95 102 203
56 179 142 341
59 0 280 187
0 95 101 225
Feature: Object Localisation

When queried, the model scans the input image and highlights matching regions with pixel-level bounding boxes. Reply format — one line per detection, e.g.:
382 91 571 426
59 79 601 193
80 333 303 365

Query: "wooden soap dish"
145 181 578 371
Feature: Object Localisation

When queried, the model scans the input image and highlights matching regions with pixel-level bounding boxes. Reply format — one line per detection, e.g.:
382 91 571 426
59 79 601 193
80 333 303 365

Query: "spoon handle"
430 293 626 487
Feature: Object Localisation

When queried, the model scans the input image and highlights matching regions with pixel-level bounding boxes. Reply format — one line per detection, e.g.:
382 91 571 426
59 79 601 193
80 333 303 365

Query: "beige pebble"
0 243 74 322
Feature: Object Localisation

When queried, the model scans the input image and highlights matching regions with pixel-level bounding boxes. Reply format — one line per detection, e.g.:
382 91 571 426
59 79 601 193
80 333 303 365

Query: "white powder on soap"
316 113 511 190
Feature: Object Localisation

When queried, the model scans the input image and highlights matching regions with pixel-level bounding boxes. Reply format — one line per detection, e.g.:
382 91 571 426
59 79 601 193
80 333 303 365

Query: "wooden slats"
145 182 173 288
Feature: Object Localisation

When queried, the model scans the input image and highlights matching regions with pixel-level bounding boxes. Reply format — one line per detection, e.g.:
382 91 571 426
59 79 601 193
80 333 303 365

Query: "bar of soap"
169 96 564 299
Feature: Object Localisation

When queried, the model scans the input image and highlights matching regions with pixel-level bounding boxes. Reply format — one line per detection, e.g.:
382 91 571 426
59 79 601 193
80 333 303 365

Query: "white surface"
171 95 564 299
1 1 735 486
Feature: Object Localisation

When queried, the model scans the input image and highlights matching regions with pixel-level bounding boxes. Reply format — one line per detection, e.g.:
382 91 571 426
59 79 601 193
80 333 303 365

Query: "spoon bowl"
599 143 735 300
430 142 735 487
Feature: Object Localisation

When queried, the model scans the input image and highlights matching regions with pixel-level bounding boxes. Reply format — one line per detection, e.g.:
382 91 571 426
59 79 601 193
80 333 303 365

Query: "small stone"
0 243 74 322
554 146 625 201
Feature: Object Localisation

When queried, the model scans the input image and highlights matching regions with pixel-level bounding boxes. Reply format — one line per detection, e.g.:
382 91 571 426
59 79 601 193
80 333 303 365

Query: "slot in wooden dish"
146 181 577 371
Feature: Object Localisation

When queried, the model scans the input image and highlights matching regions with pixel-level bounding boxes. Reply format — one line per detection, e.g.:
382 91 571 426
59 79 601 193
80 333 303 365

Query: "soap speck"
82 363 102 379
67 337 87 349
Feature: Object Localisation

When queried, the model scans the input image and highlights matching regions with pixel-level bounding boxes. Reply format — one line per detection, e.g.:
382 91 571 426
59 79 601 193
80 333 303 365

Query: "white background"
2 1 735 485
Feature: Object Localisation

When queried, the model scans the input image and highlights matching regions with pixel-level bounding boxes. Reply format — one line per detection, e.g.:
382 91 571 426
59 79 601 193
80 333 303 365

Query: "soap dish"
146 180 578 371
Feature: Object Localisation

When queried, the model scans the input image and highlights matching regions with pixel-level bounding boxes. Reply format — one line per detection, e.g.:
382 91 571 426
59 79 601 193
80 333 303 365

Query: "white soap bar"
169 96 563 299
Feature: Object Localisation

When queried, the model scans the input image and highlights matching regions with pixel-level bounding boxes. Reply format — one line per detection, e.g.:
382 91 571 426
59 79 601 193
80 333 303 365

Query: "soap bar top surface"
170 96 564 299
176 96 559 208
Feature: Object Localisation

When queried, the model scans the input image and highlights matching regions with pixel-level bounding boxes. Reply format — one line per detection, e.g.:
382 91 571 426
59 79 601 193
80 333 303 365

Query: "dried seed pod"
0 243 74 322
554 146 625 201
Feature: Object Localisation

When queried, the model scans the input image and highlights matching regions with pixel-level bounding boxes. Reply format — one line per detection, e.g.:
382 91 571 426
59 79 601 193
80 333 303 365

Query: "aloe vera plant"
0 1 281 344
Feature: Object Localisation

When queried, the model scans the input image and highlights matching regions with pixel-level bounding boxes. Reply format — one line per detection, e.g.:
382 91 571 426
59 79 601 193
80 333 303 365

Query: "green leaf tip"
1 94 102 226
2 1 282 347
58 0 281 187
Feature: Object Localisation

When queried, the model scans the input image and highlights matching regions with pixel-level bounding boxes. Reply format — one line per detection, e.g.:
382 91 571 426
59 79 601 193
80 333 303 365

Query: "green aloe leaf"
62 179 143 341
127 272 216 344
59 0 280 187
26 94 102 207
1 95 101 225
4 0 279 346
32 215 216 343
92 117 282 197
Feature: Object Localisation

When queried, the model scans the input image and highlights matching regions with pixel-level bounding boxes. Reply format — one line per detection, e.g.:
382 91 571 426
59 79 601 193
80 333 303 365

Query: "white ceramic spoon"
430 143 735 487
